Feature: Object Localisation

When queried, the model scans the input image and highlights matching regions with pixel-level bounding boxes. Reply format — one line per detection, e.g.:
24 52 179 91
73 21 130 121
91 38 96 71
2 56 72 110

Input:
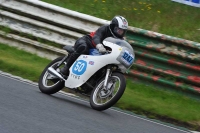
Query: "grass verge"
1 44 200 130
0 43 50 82
116 79 200 130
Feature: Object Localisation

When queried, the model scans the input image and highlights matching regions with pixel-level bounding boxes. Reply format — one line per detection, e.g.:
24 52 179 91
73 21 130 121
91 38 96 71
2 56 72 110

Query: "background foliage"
42 0 200 42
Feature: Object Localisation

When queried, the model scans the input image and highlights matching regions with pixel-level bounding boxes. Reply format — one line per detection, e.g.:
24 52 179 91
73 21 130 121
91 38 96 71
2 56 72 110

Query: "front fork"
56 54 69 68
103 66 112 90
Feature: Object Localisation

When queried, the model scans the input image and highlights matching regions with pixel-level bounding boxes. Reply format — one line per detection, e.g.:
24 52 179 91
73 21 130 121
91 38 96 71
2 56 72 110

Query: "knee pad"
76 44 88 54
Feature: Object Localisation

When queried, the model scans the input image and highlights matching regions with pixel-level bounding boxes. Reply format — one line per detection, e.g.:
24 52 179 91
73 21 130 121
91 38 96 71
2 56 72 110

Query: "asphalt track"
0 72 195 133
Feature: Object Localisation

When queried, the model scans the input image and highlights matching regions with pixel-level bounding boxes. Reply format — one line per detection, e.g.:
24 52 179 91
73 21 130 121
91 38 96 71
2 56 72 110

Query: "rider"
60 15 128 76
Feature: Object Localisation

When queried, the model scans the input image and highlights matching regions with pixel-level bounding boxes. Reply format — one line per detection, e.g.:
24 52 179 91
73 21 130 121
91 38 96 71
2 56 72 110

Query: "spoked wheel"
90 72 126 111
38 56 67 94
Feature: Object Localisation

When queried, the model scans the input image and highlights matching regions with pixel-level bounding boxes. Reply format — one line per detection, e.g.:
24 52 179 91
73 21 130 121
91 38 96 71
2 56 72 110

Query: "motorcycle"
38 37 135 111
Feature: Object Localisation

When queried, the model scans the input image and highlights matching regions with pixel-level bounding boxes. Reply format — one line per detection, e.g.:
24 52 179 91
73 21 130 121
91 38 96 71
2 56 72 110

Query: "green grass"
118 79 200 122
1 44 200 130
0 44 50 82
41 0 200 43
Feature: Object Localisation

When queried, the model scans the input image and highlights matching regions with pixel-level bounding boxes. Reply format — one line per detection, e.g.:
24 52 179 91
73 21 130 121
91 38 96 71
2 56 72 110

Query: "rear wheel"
38 56 66 94
90 72 126 111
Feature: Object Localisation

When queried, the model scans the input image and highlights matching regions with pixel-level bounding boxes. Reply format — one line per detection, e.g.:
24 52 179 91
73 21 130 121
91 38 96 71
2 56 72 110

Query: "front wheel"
38 56 66 94
90 72 126 111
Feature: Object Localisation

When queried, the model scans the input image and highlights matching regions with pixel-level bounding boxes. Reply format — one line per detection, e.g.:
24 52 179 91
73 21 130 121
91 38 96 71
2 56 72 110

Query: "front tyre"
90 72 126 111
38 56 65 94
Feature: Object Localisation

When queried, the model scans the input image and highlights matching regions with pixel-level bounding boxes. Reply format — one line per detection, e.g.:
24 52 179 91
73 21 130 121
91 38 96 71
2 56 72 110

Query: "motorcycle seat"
63 45 75 53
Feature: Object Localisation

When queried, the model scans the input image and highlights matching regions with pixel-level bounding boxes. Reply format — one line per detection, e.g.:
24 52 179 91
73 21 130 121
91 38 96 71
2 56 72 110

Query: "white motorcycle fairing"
39 37 134 111
65 41 123 88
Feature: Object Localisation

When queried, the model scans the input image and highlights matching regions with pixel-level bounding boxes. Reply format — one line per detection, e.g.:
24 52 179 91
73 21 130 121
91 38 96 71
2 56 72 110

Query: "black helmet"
109 16 128 38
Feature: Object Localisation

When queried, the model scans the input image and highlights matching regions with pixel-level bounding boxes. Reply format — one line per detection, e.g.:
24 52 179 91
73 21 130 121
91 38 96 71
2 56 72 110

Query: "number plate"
121 50 134 65
72 60 87 75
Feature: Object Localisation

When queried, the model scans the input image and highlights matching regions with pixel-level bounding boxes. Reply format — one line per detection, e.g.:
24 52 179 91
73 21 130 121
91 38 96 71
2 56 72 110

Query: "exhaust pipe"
47 67 65 81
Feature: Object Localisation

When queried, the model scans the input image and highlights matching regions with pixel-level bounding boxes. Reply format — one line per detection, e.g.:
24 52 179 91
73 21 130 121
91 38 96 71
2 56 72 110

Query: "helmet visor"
116 28 124 35
114 27 127 37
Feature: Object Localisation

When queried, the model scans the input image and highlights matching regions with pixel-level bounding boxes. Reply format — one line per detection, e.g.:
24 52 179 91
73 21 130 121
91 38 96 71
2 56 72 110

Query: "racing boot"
60 52 80 76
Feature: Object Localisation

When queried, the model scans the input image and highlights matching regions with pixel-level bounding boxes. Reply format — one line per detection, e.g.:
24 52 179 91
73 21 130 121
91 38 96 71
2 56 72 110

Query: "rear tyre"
90 72 126 111
38 56 66 94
